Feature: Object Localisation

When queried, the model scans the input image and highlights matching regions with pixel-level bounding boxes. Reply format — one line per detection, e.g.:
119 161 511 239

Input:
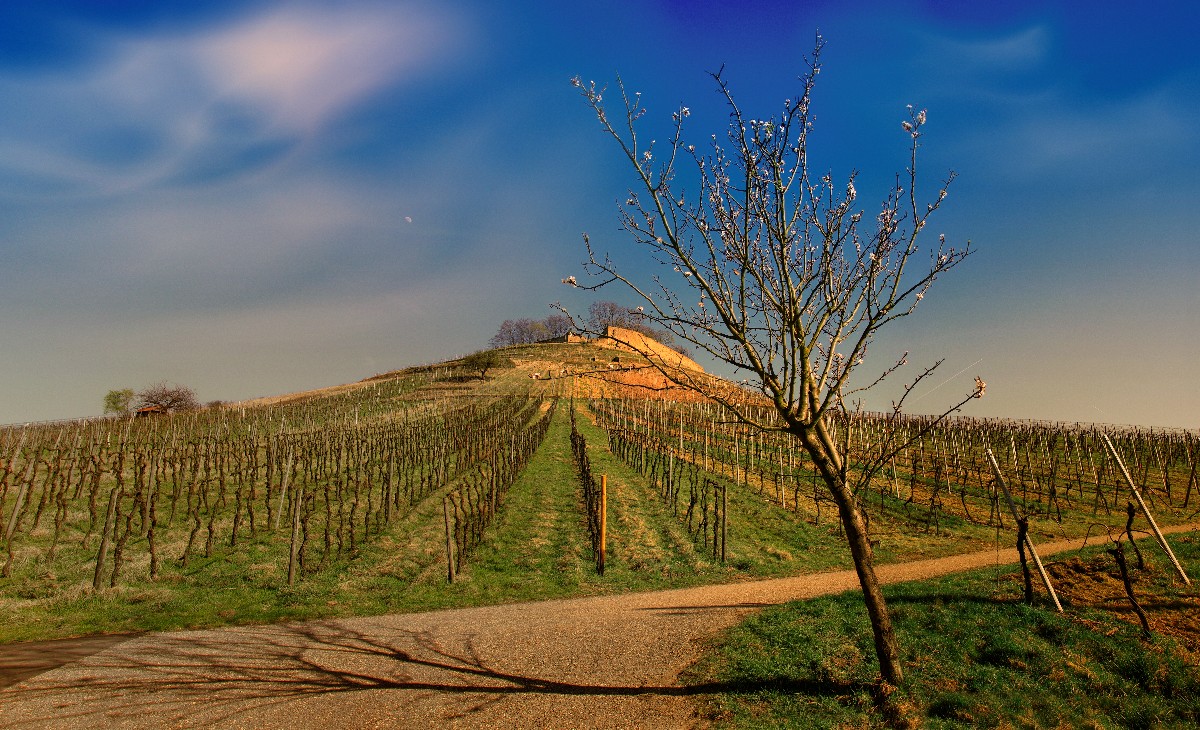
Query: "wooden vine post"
986 448 1063 612
3 459 37 577
1016 518 1034 606
720 479 727 563
599 474 607 575
443 496 455 583
1101 433 1190 585
286 480 303 585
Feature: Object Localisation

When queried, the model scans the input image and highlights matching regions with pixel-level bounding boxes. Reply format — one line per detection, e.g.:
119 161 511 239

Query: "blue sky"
1 1 1197 428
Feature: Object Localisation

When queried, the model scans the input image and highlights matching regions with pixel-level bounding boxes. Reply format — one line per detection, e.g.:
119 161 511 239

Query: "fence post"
442 497 455 583
721 479 727 563
287 482 303 585
599 475 607 575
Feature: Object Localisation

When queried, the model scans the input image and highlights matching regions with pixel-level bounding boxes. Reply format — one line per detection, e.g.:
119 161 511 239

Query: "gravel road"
2 525 1194 729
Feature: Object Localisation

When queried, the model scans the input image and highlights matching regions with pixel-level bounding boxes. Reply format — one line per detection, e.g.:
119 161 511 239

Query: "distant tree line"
489 301 691 357
488 314 573 347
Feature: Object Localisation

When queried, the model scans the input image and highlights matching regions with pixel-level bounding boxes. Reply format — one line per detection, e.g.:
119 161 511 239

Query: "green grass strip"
686 533 1200 729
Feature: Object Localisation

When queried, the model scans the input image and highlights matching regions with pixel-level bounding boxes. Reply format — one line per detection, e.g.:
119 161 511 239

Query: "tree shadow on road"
0 620 840 727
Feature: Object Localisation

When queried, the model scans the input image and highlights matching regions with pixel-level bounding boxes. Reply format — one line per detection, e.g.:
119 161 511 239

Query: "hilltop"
359 337 716 402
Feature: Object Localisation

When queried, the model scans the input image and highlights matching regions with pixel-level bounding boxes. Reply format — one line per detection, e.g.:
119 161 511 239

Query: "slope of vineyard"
1 340 1196 644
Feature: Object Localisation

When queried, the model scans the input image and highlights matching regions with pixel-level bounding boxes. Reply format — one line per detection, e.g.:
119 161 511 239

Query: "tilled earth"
1040 534 1200 665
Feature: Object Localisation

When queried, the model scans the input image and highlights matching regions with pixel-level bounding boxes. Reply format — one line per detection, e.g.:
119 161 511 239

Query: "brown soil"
1036 534 1200 665
593 326 705 373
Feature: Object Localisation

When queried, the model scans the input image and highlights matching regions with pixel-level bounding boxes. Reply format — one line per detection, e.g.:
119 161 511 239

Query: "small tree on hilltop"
463 349 506 379
103 388 135 416
568 38 982 687
586 300 642 332
136 382 200 413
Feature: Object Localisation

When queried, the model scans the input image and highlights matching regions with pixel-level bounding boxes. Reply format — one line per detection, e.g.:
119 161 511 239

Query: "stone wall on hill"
597 326 703 372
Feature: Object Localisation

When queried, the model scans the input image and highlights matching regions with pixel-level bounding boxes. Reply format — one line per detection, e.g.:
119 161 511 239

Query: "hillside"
594 325 704 372
365 338 717 402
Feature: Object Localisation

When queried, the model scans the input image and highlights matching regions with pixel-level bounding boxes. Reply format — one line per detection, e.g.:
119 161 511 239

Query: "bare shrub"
137 382 200 413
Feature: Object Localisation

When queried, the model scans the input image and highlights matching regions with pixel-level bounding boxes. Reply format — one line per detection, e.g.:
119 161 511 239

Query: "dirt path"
2 524 1195 729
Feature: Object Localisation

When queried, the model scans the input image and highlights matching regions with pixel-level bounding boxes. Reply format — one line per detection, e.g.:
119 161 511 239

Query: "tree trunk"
799 422 904 686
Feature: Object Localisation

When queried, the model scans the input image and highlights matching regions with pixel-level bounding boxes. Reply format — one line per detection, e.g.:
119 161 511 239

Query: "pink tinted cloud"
196 3 462 132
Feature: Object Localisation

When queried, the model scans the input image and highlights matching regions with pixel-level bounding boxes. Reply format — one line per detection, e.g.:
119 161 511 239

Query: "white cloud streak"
909 24 1199 184
0 2 462 197
929 25 1051 72
196 6 448 133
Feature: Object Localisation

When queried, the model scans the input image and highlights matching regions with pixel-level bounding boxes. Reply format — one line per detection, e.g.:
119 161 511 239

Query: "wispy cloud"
906 23 1198 185
997 89 1194 178
195 5 452 133
940 72 1199 188
882 23 1050 107
928 25 1051 72
0 2 464 197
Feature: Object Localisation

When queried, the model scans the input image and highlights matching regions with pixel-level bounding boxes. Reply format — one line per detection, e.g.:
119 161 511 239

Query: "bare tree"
136 382 200 413
568 38 980 686
587 300 689 355
543 313 573 339
494 319 530 347
489 319 518 347
586 300 641 331
489 314 575 347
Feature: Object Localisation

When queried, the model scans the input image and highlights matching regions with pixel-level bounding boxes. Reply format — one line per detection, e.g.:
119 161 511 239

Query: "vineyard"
589 398 1199 546
1 342 1197 642
0 367 559 591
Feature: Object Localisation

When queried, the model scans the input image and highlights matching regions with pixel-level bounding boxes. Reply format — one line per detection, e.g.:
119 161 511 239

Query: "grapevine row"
0 385 544 588
587 398 1198 536
442 398 557 580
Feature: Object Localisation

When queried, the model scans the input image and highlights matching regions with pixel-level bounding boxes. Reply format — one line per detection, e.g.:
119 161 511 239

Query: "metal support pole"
987 448 1063 612
1101 433 1190 585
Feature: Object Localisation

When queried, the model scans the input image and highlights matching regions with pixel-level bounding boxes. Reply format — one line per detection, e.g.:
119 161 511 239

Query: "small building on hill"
537 332 589 344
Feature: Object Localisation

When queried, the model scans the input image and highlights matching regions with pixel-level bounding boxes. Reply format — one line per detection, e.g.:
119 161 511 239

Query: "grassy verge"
0 527 399 643
357 400 858 612
686 531 1200 729
340 400 596 610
